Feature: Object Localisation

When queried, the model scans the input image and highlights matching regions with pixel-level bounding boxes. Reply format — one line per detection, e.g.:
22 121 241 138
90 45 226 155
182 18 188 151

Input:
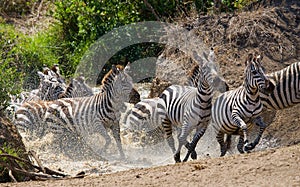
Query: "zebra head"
245 53 272 91
108 63 133 102
42 64 65 84
37 71 67 100
199 48 229 93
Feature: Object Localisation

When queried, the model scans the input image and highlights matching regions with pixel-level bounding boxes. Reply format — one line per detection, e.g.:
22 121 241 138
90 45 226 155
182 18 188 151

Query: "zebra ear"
112 65 118 74
208 47 215 62
245 53 253 66
256 54 263 63
37 71 46 80
124 62 131 74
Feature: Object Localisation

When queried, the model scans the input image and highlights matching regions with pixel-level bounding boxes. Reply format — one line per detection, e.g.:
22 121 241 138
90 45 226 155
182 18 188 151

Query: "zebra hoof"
191 151 197 160
244 143 254 152
174 153 181 163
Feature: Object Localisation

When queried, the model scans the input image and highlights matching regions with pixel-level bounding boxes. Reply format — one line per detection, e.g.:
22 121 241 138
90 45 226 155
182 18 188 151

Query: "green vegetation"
0 0 260 110
0 144 26 182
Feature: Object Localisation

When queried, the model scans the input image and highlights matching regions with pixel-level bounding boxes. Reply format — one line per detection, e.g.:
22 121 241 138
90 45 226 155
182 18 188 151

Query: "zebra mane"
187 64 201 87
101 65 123 90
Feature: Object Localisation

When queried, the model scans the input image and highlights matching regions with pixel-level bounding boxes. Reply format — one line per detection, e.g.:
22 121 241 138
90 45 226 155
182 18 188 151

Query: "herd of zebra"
11 49 300 163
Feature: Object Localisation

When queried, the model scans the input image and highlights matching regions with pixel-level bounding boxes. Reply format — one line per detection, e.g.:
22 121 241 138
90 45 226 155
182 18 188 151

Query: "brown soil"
4 144 300 187
3 2 300 186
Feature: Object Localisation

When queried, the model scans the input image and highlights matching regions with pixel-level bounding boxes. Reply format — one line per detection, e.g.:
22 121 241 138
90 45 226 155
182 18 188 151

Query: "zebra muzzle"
263 79 275 94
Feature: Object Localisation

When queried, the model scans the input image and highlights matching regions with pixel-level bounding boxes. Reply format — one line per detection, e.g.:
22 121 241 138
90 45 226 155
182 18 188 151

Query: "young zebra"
211 53 272 156
15 64 133 159
159 50 225 163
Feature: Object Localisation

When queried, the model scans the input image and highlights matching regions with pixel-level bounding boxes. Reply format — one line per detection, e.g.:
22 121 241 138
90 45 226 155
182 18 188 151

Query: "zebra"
211 53 273 157
159 49 228 162
260 61 300 110
123 97 167 145
124 50 228 162
23 65 67 102
15 63 133 159
243 61 300 149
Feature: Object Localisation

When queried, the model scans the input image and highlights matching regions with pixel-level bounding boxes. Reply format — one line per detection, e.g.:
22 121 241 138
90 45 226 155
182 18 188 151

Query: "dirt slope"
4 144 299 187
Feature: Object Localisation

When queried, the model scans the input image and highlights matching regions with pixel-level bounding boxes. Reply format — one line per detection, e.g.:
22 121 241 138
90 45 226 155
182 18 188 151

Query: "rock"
148 78 172 98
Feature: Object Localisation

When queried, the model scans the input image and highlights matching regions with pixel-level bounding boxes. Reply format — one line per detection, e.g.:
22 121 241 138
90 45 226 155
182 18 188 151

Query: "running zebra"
160 50 227 162
124 50 227 162
123 97 167 145
260 61 300 110
15 64 133 159
211 53 273 156
245 61 300 149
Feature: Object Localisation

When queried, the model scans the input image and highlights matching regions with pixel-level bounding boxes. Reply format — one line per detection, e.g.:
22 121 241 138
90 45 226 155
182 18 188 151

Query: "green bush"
0 24 23 110
0 24 62 110
0 0 33 16
53 0 143 76
0 143 27 182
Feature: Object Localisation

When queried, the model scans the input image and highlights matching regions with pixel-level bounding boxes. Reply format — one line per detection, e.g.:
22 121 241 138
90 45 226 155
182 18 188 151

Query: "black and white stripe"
211 53 272 156
124 50 227 162
187 64 229 92
260 61 300 110
245 61 300 149
59 76 94 98
15 64 133 159
159 50 224 162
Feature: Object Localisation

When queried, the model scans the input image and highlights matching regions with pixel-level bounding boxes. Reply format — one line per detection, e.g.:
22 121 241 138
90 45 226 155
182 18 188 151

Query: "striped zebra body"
211 53 272 156
124 97 167 132
122 97 167 145
15 64 133 159
160 50 221 162
160 77 213 163
260 61 300 110
246 61 300 149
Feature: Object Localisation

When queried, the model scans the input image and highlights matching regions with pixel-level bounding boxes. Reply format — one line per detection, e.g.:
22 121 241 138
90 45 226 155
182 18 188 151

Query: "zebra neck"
104 86 126 110
244 80 260 103
196 81 213 103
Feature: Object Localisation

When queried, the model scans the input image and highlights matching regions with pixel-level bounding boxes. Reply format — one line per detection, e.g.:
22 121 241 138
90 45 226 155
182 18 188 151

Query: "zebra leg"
216 131 227 156
245 116 267 151
242 128 251 152
225 134 232 151
237 135 245 154
111 123 125 159
232 114 250 153
183 127 206 162
175 122 192 163
95 123 111 154
163 118 176 153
